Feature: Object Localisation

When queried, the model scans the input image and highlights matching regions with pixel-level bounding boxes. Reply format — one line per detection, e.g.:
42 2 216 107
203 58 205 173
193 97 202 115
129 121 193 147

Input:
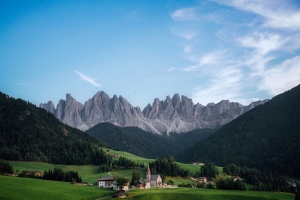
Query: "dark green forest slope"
0 92 110 165
177 84 300 178
86 122 175 158
86 122 216 159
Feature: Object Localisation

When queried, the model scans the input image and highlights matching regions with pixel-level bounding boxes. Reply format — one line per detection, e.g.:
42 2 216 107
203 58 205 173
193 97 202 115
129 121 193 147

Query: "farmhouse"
192 162 205 166
233 176 242 181
25 170 41 177
113 181 130 191
136 179 151 189
107 153 119 158
199 177 207 183
146 165 162 186
98 176 114 188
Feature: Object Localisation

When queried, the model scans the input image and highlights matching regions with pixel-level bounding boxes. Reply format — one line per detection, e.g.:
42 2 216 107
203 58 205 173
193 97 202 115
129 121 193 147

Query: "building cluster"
98 165 168 191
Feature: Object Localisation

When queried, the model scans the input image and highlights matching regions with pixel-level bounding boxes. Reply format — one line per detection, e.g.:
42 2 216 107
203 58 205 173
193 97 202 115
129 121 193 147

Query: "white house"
98 176 114 188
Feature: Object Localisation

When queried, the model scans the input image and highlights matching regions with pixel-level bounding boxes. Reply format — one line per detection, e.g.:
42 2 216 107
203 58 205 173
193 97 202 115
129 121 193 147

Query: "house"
192 162 205 166
113 181 130 191
199 177 207 183
113 190 126 198
233 176 242 181
98 176 114 188
136 179 151 189
26 170 41 177
146 165 162 186
107 153 119 158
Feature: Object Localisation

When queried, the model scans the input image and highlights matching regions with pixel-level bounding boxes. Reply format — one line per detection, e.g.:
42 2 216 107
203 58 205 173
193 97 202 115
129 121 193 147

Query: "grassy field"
10 148 204 184
103 148 155 164
0 175 114 200
10 161 100 183
164 176 194 185
1 175 294 200
119 188 294 200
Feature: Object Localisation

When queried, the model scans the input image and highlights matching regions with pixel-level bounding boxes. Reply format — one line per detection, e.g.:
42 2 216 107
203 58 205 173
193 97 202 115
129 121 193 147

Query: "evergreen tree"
131 170 140 185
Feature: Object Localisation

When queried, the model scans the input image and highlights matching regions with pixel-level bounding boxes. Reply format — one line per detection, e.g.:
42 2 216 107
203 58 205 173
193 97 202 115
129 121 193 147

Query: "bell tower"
146 165 151 181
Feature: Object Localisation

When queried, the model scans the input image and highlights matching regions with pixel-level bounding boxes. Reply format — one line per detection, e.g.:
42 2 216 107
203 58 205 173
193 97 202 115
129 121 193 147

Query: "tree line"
98 156 145 173
0 159 14 174
148 157 191 179
224 163 298 193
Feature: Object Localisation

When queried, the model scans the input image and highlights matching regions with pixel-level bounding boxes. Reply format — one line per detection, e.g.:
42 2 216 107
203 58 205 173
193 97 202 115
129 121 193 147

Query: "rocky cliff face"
40 91 268 134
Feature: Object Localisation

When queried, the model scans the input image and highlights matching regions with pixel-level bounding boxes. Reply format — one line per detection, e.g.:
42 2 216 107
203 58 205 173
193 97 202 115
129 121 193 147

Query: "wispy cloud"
238 32 289 76
214 0 300 30
238 32 288 55
258 56 300 95
167 67 176 72
74 70 101 87
191 66 243 105
183 50 229 71
170 0 300 105
171 28 198 40
171 7 198 21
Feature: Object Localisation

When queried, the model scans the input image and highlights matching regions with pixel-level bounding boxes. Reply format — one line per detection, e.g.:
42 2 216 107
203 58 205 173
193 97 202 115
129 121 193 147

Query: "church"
146 165 162 186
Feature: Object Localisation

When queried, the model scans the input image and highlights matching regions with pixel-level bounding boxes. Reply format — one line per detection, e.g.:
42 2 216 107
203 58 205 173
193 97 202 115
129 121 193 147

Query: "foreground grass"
122 188 294 200
0 175 114 200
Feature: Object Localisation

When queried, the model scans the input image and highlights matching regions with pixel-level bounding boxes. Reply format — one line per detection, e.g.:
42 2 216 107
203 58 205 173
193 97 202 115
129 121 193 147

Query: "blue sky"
1 0 300 109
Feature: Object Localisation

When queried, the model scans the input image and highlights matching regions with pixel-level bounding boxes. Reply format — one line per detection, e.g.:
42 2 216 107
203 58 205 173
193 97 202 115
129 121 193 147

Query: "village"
97 164 216 198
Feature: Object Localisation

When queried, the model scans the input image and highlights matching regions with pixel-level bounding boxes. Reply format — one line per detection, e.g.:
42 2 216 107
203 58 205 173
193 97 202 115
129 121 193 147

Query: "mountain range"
40 92 268 134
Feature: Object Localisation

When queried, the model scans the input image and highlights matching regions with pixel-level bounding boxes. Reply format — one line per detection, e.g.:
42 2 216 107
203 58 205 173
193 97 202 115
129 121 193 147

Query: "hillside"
86 122 217 158
0 92 109 165
176 84 300 178
86 122 177 158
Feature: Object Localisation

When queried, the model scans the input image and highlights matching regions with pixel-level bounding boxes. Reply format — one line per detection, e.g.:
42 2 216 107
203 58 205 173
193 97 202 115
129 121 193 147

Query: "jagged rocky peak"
180 95 194 118
40 101 55 115
172 93 180 108
40 91 269 134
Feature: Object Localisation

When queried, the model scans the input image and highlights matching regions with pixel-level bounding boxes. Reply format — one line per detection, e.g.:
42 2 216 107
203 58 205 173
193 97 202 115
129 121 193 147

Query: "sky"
1 0 300 109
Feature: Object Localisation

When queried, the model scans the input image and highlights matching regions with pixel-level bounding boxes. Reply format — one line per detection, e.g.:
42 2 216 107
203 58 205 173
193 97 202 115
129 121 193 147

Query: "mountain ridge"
40 91 268 134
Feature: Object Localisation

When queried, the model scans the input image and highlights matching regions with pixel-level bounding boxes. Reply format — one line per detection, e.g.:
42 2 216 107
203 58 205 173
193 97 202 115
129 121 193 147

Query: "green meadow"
4 160 296 200
10 149 203 184
0 175 294 200
123 188 294 200
10 161 100 183
103 148 155 164
0 175 114 200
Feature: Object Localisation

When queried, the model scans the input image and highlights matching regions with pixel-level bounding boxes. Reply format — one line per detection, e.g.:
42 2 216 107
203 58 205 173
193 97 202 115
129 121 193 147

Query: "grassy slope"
0 176 114 200
103 148 154 164
124 188 294 200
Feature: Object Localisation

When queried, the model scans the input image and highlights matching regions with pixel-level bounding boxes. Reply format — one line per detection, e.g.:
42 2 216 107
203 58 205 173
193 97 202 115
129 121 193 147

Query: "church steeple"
146 165 151 181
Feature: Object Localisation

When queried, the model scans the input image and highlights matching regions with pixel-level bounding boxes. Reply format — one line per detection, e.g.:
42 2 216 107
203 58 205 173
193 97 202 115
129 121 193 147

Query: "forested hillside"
86 122 217 159
86 123 176 158
0 92 110 165
177 84 300 178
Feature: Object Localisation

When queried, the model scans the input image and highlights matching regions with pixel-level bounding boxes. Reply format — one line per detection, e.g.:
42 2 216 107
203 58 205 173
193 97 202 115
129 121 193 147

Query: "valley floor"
0 175 295 200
